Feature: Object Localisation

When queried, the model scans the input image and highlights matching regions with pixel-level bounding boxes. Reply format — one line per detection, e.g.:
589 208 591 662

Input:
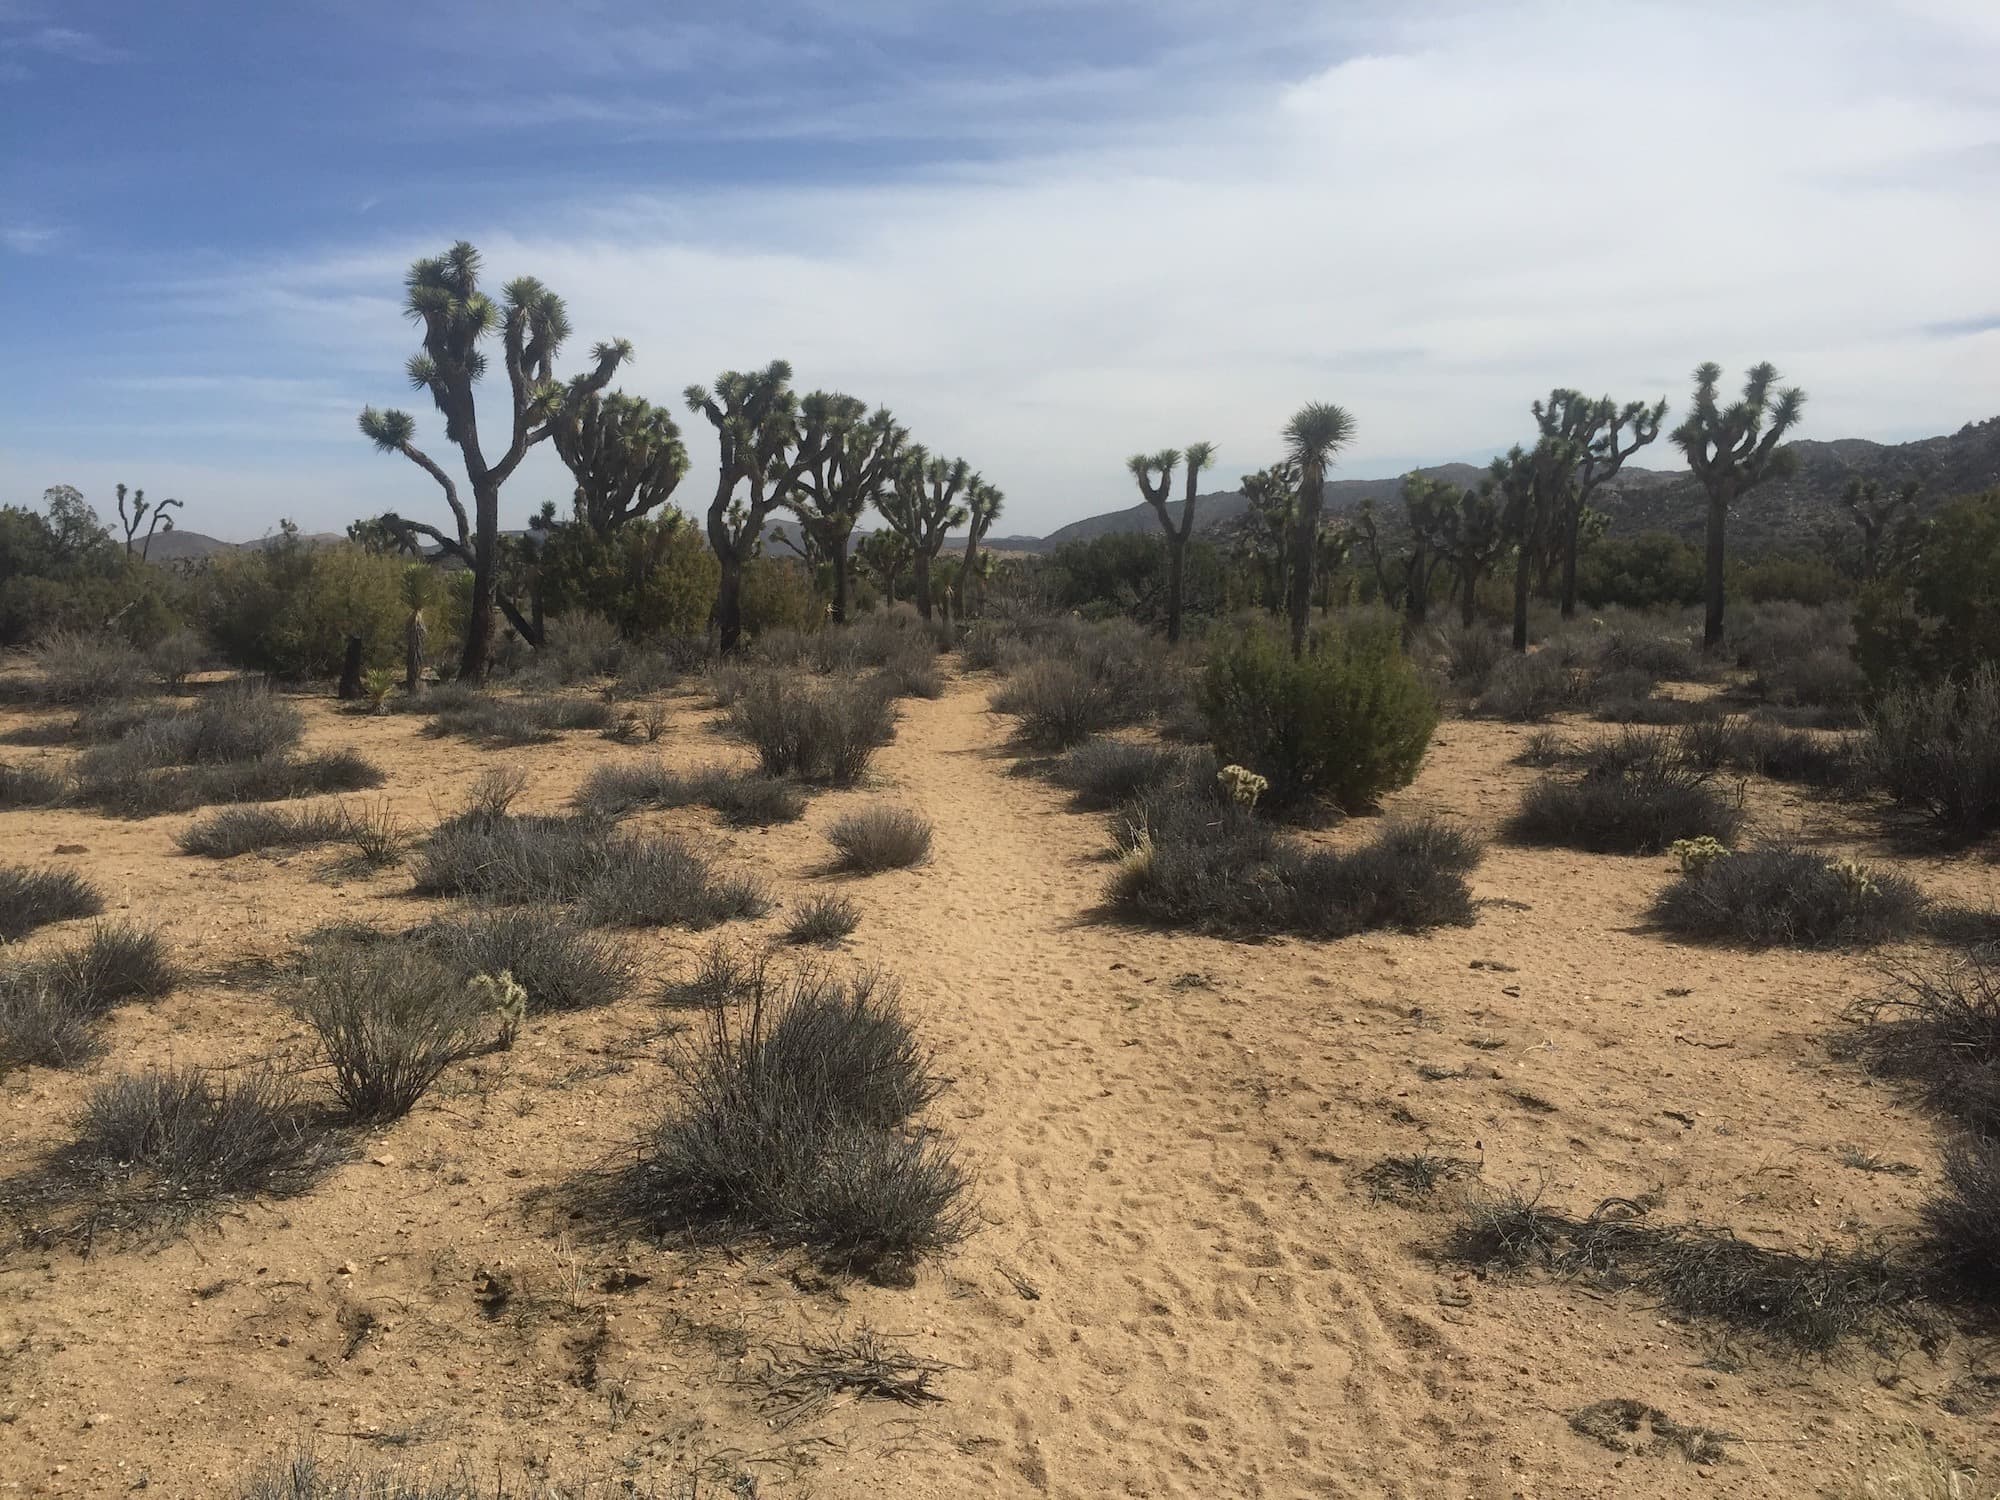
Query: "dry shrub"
827 805 933 872
786 893 860 945
25 630 151 705
573 760 805 826
1869 666 2000 844
177 804 349 857
596 964 969 1276
1049 738 1215 809
728 672 896 785
291 945 488 1121
1652 843 1927 948
417 909 631 1014
1507 728 1741 854
0 864 104 941
424 695 616 746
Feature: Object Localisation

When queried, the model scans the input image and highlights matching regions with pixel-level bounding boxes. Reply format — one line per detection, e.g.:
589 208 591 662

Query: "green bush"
1855 488 2000 690
740 556 821 637
197 530 405 678
536 515 718 641
1868 665 2000 843
1574 531 1704 611
1199 615 1437 813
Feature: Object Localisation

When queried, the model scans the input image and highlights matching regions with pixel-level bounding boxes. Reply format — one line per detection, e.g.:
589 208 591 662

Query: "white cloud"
67 0 2000 538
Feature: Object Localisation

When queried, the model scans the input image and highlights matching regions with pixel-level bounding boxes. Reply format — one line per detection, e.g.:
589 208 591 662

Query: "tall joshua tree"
879 447 972 621
1282 402 1357 656
1127 441 1213 644
1538 390 1667 619
359 242 628 679
1235 461 1299 612
685 360 831 653
1420 482 1509 628
1670 361 1807 649
857 530 912 604
957 476 1005 620
115 483 182 560
782 395 906 624
548 386 690 539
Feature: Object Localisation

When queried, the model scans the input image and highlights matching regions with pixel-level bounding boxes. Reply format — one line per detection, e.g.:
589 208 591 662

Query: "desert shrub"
509 611 626 689
1734 721 1865 789
1199 616 1436 813
0 864 103 940
0 923 175 1070
0 761 69 808
177 804 348 857
1924 1137 2000 1300
1652 843 1926 947
601 700 669 744
1444 1194 1930 1354
1575 531 1705 611
145 628 206 689
785 893 860 945
611 965 968 1274
729 672 896 785
1868 666 2000 843
827 805 933 872
877 649 944 701
992 659 1121 749
605 652 682 700
292 945 488 1121
1473 650 1585 723
539 516 719 643
1048 738 1215 809
27 629 151 704
1513 729 1571 767
1507 730 1741 854
575 836 768 929
81 748 384 818
1596 623 1698 680
1849 950 2000 1137
1761 647 1864 714
740 555 821 637
423 694 616 746
16 1065 345 1239
413 811 610 900
704 661 751 708
417 909 631 1014
572 760 805 826
1430 621 1506 696
71 684 304 779
1108 790 1479 940
197 532 405 679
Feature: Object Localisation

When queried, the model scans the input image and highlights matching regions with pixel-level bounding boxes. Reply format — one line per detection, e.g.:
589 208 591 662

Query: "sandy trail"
1 673 1994 1498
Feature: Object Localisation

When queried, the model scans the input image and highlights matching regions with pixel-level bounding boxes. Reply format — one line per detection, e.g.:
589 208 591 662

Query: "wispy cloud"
1 221 60 253
2 23 127 63
1925 313 2000 338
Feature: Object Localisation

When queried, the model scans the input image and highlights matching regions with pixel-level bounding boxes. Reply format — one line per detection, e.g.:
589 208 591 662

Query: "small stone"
83 1413 111 1428
336 1262 357 1276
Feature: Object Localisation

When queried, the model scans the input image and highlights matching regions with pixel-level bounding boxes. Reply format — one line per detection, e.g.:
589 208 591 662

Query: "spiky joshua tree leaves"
781 395 907 624
1282 402 1357 656
1844 476 1921 582
1128 441 1212 644
879 447 974 622
358 241 629 679
548 385 690 539
1671 361 1807 648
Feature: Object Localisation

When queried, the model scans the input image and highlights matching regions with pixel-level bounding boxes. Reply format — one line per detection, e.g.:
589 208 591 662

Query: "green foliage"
1733 553 1847 607
1868 665 2000 843
0 487 184 647
197 532 405 678
1044 533 1227 625
1575 531 1704 610
740 555 820 636
1198 615 1437 813
1855 489 2000 690
536 513 718 641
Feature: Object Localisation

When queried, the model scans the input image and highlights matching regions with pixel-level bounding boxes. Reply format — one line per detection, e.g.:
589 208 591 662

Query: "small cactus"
1827 856 1879 902
1669 836 1730 877
1217 764 1268 809
468 969 528 1049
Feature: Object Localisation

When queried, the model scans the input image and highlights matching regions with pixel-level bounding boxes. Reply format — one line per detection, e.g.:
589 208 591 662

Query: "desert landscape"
2 604 1997 1497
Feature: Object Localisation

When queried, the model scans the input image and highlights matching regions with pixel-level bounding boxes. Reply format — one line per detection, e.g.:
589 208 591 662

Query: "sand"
1 669 1996 1498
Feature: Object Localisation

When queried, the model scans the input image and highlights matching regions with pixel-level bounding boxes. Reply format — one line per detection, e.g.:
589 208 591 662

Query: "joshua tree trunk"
831 535 852 625
460 484 501 680
338 636 365 701
1559 501 1583 620
1461 567 1479 629
714 554 746 654
914 552 934 621
1286 506 1317 657
1511 538 1532 653
1703 490 1731 650
1166 542 1188 645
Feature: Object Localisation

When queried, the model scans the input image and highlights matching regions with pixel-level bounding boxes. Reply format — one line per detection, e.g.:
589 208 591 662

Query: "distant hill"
137 528 345 564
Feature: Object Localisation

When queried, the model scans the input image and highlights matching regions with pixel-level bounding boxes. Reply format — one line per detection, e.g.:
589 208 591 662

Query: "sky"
2 0 1998 543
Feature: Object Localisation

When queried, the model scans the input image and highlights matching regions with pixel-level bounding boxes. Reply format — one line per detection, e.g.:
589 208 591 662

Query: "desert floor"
1 665 1996 1498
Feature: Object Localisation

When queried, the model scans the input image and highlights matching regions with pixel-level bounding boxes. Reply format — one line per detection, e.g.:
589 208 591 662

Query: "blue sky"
3 0 1998 541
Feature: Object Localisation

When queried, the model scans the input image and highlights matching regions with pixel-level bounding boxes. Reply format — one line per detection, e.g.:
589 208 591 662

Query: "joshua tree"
358 242 628 679
857 530 912 604
1355 473 1458 625
1127 441 1213 644
1536 390 1667 619
548 387 690 539
114 483 182 561
1845 476 1921 581
957 477 1005 620
685 360 833 652
1282 402 1357 656
1235 462 1298 612
1421 482 1509 627
782 395 906 624
1670 361 1808 648
879 447 972 621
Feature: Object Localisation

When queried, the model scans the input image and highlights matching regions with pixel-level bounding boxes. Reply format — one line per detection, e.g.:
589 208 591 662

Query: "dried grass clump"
0 864 104 941
827 805 933 873
1651 843 1928 948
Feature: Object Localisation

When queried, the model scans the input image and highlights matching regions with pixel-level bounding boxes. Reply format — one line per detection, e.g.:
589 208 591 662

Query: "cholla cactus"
1217 764 1269 809
468 970 528 1049
1827 857 1879 902
1670 836 1730 877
